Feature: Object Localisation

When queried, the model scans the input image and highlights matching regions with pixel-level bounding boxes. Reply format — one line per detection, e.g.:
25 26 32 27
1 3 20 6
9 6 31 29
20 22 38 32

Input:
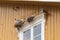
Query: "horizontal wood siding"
0 4 60 40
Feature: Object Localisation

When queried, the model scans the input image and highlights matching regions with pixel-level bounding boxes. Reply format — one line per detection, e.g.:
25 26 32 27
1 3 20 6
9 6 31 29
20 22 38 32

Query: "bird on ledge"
27 15 35 23
15 19 25 31
40 8 48 13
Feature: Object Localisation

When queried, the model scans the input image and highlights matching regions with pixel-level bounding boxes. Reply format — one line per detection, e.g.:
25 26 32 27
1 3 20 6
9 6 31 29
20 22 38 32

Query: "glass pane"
33 24 41 36
34 35 41 40
23 29 31 40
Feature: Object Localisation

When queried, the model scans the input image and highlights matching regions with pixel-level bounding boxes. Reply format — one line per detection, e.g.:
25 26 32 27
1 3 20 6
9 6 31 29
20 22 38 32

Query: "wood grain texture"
0 4 60 40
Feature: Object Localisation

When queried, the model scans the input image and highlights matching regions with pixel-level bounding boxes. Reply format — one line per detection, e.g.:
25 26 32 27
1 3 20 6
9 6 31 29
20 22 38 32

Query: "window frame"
19 15 45 40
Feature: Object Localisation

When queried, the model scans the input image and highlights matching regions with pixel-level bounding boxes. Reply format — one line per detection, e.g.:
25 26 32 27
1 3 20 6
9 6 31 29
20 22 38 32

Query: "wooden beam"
0 1 60 6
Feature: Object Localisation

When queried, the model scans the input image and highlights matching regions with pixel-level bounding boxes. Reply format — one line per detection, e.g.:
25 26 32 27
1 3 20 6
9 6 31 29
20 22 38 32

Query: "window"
23 29 31 40
33 24 41 40
19 15 45 40
21 23 42 40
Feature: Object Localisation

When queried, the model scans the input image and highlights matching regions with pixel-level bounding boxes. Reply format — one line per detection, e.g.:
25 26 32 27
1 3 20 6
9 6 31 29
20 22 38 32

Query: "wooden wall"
0 4 60 40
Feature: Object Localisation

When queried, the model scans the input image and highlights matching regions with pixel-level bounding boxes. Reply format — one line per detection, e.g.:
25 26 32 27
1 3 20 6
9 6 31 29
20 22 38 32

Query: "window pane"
33 24 41 36
34 35 41 40
23 29 31 40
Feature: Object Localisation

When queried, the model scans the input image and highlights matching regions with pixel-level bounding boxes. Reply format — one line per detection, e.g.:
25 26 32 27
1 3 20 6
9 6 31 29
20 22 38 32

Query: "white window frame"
18 14 45 40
